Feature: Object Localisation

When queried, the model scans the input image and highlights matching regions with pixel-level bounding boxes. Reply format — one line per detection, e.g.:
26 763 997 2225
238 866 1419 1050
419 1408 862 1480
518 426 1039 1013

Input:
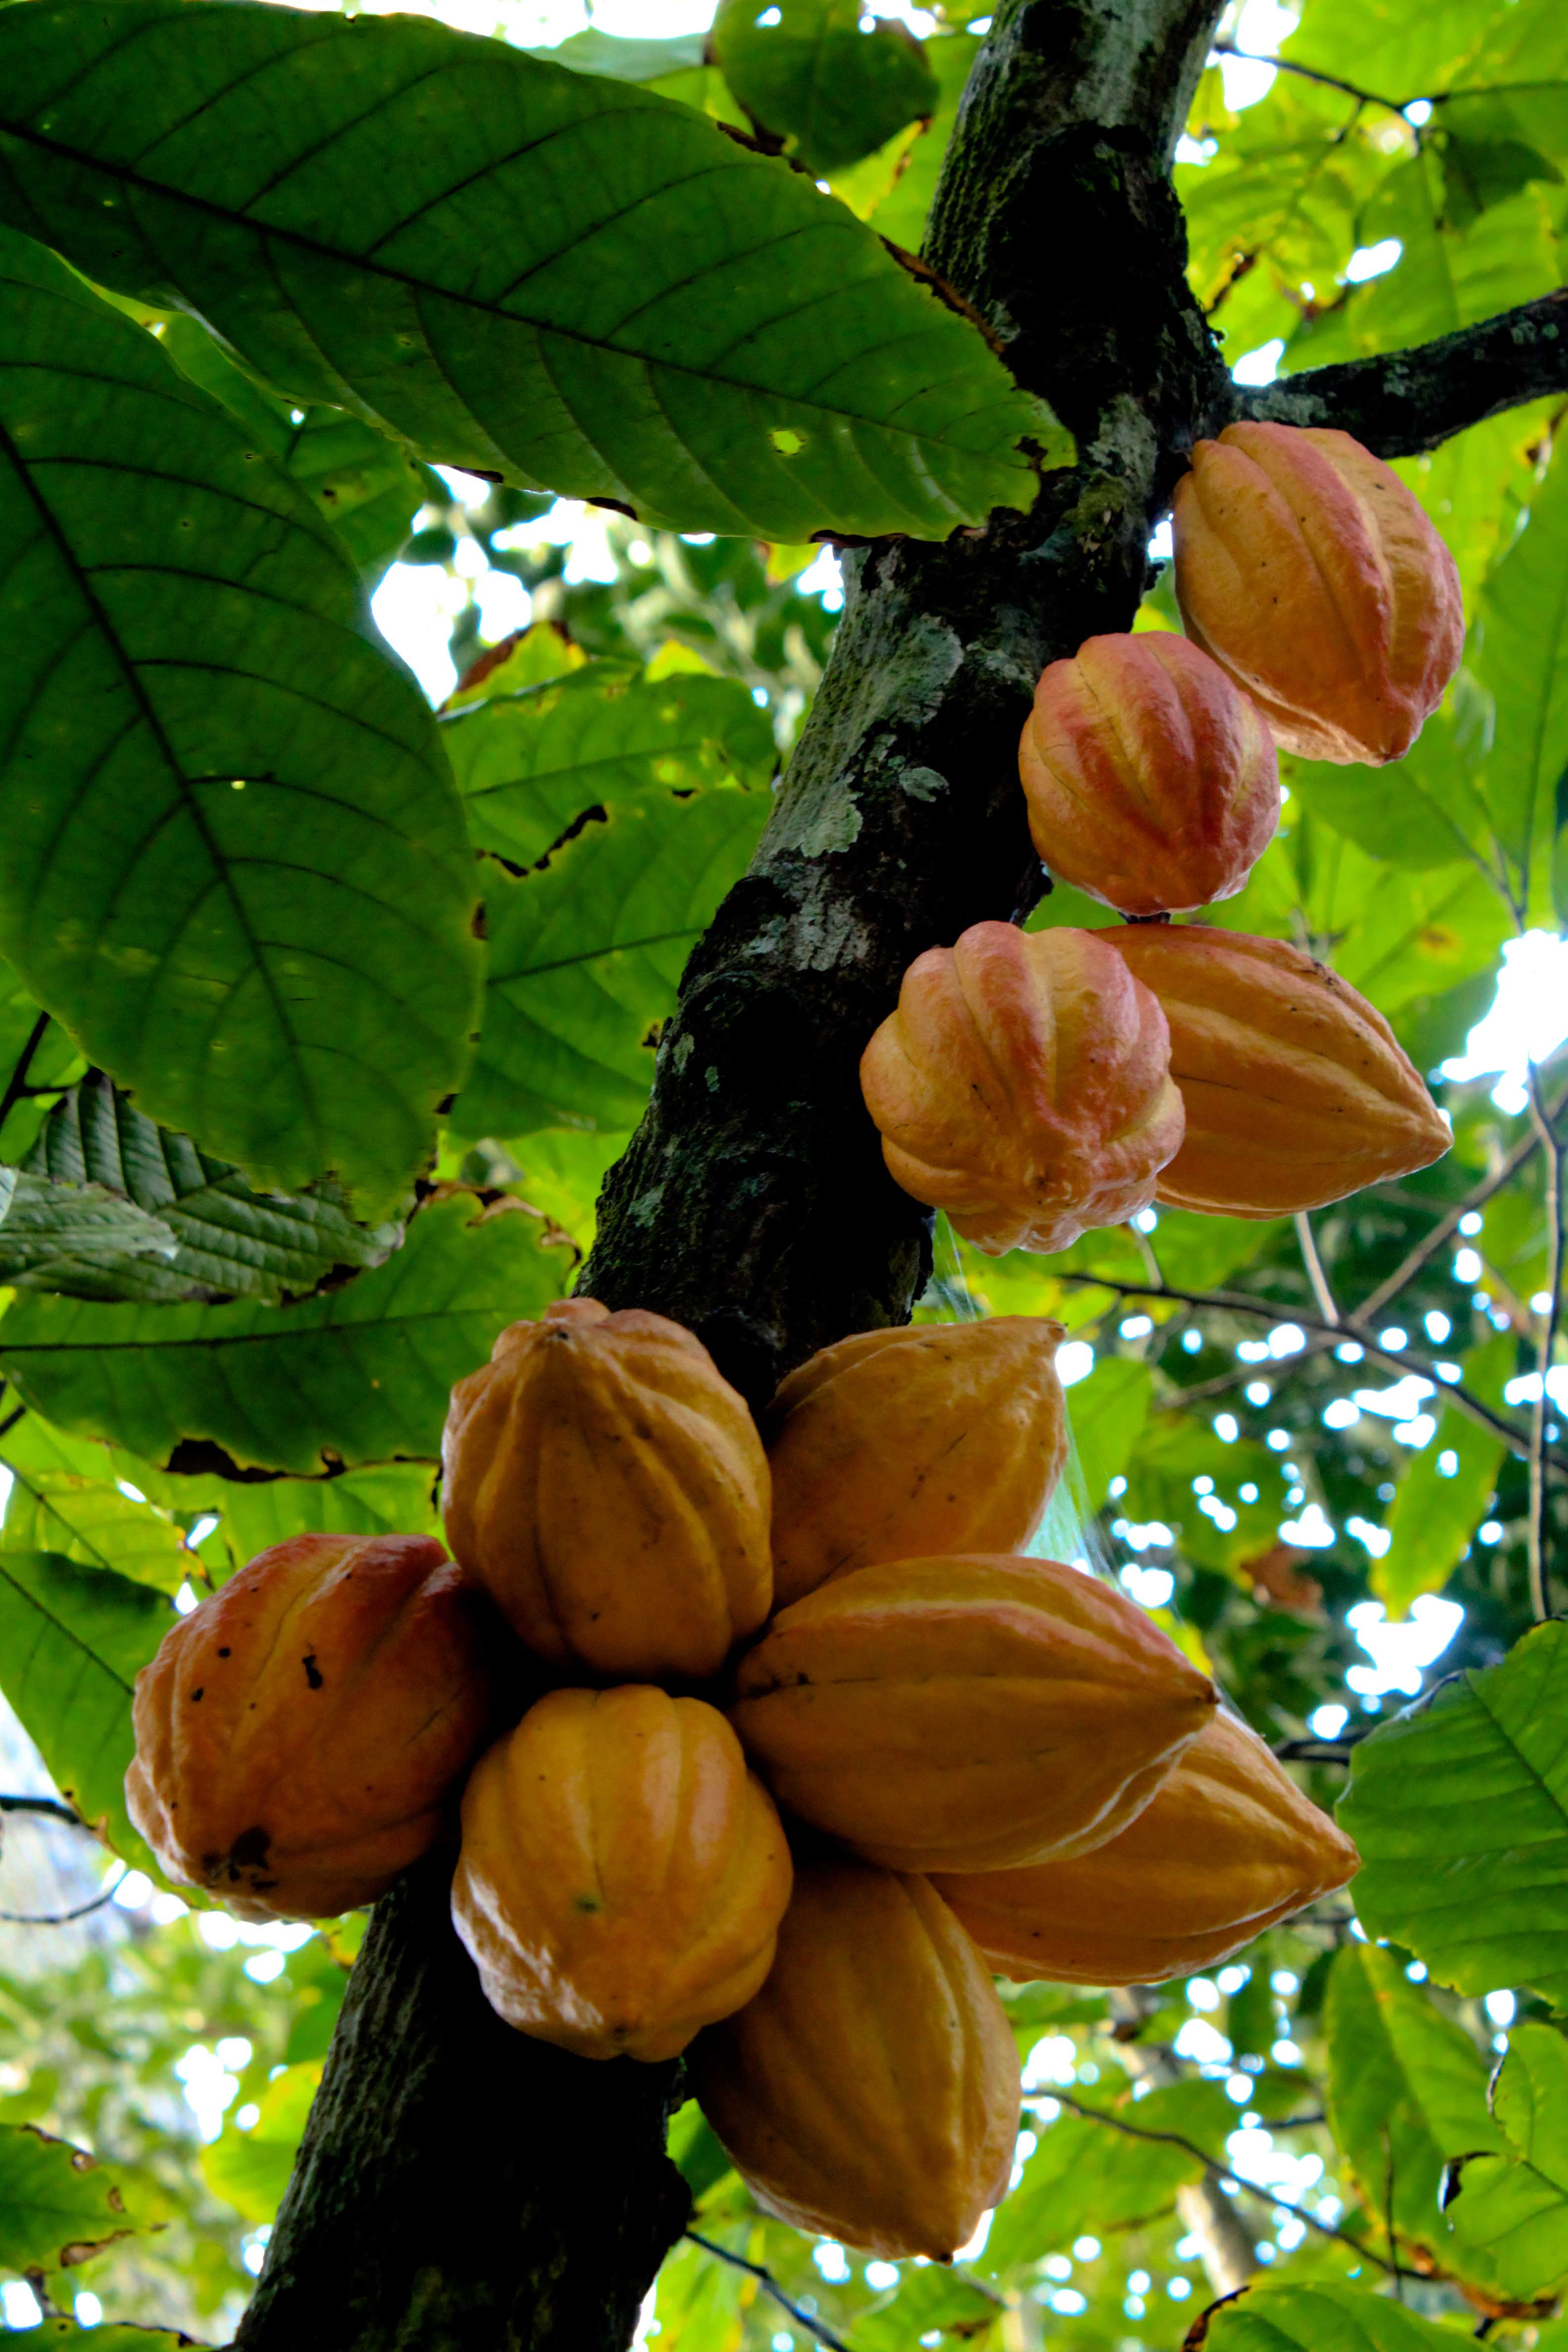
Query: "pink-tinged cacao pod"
1172 421 1464 765
1018 631 1279 915
764 1316 1069 1608
859 922 1185 1255
1098 925 1450 1215
442 1298 772 1680
730 1553 1218 1872
125 1534 502 1921
934 1710 1360 1985
451 1686 792 2062
688 1857 1021 2259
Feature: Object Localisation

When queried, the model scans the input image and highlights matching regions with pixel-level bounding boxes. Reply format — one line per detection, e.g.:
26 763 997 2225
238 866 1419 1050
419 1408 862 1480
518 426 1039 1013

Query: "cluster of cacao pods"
861 421 1462 1253
126 1302 1356 2260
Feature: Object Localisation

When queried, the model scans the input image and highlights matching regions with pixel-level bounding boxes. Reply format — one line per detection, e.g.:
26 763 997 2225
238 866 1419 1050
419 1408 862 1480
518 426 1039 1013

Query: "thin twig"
1272 1738 1358 1763
685 2231 856 2352
1526 1065 1565 1621
1383 2125 1405 2302
1040 2094 1399 2274
0 1794 88 1827
1209 40 1410 116
0 1885 118 1925
1294 1213 1340 1327
0 1009 49 1136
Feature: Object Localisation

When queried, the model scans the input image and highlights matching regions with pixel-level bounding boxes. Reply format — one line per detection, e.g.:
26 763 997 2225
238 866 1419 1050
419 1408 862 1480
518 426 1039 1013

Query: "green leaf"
11 1073 398 1306
1469 440 1568 915
1373 1336 1512 1615
442 666 776 867
0 228 480 1212
2 1465 189 1596
1203 2278 1474 2352
0 1193 568 1475
0 0 1052 539
1439 98 1564 230
855 2265 1001 2350
981 2082 1229 2273
528 29 710 84
0 1550 168 1862
1338 1620 1568 2010
0 1169 179 1292
454 790 769 1140
201 2062 320 2226
1065 1358 1152 1514
1442 2023 1568 2299
195 1464 439 1584
713 0 940 176
0 2124 136 2273
863 32 982 251
1323 1943 1502 2264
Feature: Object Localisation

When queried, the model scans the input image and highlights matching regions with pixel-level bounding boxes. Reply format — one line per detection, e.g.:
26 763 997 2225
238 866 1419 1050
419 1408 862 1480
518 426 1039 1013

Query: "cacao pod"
451 1685 792 2061
765 1317 1069 1608
730 1554 1217 1871
1018 631 1279 916
1099 925 1450 1215
859 922 1185 1255
935 1709 1359 1984
688 1856 1020 2258
442 1297 772 1680
1172 421 1464 765
125 1533 500 1921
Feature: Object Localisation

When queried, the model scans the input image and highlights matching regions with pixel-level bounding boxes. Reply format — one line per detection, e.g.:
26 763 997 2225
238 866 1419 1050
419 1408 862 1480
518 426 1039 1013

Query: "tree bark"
237 3 1568 2344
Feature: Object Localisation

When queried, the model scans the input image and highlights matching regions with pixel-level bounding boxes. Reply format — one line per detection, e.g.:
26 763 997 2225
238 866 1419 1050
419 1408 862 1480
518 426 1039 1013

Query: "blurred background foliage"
0 0 1566 2344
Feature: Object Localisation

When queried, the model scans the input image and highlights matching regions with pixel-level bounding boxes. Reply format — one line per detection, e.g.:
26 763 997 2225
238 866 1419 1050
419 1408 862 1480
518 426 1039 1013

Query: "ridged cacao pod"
765 1317 1069 1608
125 1533 500 1921
688 1857 1020 2258
859 922 1185 1256
451 1685 792 2061
730 1554 1217 1872
1018 631 1279 916
1173 421 1464 765
1099 925 1450 1215
442 1298 772 1679
935 1710 1359 1985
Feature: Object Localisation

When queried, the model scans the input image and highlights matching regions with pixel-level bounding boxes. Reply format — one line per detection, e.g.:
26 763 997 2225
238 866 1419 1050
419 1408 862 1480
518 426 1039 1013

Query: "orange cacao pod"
1018 632 1279 915
442 1298 772 1679
688 1857 1020 2258
859 922 1185 1255
1099 925 1450 1215
764 1317 1069 1608
451 1686 791 2061
730 1554 1217 1871
1173 421 1463 765
935 1710 1359 1985
125 1533 500 1920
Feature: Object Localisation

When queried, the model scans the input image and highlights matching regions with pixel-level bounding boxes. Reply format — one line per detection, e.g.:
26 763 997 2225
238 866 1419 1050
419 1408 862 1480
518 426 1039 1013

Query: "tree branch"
0 1793 87 1826
684 2233 856 2352
1236 290 1568 458
1208 40 1408 116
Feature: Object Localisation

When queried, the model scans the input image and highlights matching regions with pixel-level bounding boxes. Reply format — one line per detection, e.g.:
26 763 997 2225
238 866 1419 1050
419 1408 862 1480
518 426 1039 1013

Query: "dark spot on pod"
217 1647 231 1659
191 1688 204 1702
302 1655 324 1690
229 1825 271 1870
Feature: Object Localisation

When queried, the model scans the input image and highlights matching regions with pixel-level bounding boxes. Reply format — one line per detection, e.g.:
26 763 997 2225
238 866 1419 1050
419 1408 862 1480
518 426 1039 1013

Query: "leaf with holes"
453 788 770 1139
1441 2023 1568 2299
0 0 1055 539
0 228 480 1212
0 1550 169 1865
0 2124 139 2273
1338 1620 1568 2010
0 1194 567 1474
16 1072 398 1305
712 0 940 176
193 1463 439 1585
441 666 776 866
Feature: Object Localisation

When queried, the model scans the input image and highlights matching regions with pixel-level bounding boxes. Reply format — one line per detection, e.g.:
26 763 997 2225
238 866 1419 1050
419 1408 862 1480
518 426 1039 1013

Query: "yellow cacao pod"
1018 631 1279 916
451 1686 792 2061
1173 421 1463 765
730 1554 1217 1871
935 1709 1359 1984
1098 925 1450 1215
125 1534 501 1921
688 1857 1020 2258
442 1297 772 1679
764 1317 1069 1608
859 922 1185 1255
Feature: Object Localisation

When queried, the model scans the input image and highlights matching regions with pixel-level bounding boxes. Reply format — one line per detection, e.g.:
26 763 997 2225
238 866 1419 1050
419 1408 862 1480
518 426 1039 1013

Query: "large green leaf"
982 2082 1230 2274
1323 1943 1502 2265
454 789 769 1140
0 228 480 1210
1338 1620 1568 2010
0 1549 168 1862
1373 1407 1504 1616
1442 2024 1568 2299
1468 439 1568 915
1204 2279 1474 2352
0 1168 178 1291
0 1193 566 1474
194 1463 439 1583
0 1 1053 540
1064 1357 1152 1516
15 1073 397 1306
0 2124 137 2272
442 666 775 867
1 1460 189 1595
200 2062 320 2226
712 0 940 176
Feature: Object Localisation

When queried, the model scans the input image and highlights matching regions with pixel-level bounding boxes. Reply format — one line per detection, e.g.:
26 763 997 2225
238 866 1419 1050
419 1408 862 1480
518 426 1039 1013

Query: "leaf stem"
1526 1064 1565 1620
684 2231 857 2352
1294 1212 1340 1326
0 1009 50 1137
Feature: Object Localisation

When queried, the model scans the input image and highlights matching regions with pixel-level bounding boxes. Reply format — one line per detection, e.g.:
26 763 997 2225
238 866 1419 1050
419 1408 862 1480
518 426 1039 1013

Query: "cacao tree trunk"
237 1 1235 2343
